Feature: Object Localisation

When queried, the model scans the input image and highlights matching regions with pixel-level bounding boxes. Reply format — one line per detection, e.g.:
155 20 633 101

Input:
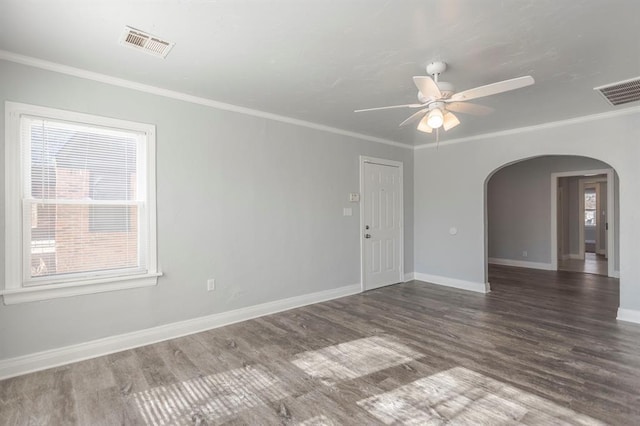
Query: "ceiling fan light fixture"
443 111 461 131
354 61 535 138
426 108 444 129
417 116 433 133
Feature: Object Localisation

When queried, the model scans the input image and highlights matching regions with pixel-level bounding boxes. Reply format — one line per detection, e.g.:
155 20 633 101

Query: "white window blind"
21 116 147 284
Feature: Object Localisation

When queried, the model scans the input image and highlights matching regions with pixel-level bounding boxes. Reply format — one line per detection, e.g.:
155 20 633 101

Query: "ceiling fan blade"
354 103 423 113
399 109 428 127
416 115 433 133
445 101 494 116
413 76 442 100
450 75 534 102
443 112 461 131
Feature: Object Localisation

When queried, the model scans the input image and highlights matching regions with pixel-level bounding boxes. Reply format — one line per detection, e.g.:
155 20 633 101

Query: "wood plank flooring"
558 252 609 276
1 265 639 425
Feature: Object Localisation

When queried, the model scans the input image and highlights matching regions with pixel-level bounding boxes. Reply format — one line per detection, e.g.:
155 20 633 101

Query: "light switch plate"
349 193 360 202
343 207 353 216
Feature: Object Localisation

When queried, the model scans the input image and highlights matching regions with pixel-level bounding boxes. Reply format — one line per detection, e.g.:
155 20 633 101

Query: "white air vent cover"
594 77 640 106
119 26 174 58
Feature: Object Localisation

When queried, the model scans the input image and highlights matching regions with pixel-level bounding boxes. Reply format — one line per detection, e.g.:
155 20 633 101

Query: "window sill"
1 272 162 305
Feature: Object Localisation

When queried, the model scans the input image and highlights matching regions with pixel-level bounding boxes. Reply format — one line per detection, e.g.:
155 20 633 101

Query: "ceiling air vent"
594 77 640 106
119 26 174 58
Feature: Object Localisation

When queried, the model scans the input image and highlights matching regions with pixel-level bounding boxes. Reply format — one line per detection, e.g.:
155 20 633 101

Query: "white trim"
617 308 640 324
3 101 159 303
0 49 409 150
3 51 639 153
404 272 415 282
612 270 620 278
578 179 586 260
550 168 616 278
2 273 162 305
0 282 361 380
579 177 608 259
414 272 488 294
488 258 554 271
359 156 404 292
415 106 640 150
5 103 21 298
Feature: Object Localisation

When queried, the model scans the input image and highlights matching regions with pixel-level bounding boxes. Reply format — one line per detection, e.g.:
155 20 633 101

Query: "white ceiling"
1 0 639 146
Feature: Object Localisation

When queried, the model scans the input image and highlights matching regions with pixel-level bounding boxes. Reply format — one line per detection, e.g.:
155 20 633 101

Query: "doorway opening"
551 169 617 278
485 156 619 284
556 174 609 275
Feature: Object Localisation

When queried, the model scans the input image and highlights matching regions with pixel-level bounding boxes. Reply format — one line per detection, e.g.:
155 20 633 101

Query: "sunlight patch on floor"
296 414 337 425
132 365 289 425
357 367 605 425
291 335 422 385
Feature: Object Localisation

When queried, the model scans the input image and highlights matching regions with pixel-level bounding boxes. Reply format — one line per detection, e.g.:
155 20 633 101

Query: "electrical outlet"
522 251 528 257
207 278 215 291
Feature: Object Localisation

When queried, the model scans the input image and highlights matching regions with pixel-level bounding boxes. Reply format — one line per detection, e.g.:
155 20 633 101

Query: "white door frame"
578 177 607 259
359 156 404 292
550 168 616 277
578 177 609 259
557 186 565 258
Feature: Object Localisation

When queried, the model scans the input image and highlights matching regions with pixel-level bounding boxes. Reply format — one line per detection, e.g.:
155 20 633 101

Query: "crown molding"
414 106 640 150
0 50 411 150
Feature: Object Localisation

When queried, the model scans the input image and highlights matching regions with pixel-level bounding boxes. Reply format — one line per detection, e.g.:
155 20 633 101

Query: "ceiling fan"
355 61 534 135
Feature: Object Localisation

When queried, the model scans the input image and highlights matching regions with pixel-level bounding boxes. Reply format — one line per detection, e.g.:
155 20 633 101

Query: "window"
585 189 596 226
3 102 159 304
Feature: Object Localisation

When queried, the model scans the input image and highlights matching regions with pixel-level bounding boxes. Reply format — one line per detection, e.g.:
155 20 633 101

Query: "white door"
362 159 403 290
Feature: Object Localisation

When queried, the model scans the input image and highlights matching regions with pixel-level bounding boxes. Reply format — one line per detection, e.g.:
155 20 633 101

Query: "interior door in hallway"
362 159 403 290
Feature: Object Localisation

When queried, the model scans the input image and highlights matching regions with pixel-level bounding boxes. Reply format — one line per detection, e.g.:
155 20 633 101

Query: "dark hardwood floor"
1 265 639 425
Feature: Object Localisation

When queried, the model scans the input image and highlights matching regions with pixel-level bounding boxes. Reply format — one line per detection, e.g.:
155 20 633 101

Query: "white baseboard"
488 257 553 271
617 308 640 324
0 283 361 380
404 272 415 282
414 273 488 294
612 270 620 278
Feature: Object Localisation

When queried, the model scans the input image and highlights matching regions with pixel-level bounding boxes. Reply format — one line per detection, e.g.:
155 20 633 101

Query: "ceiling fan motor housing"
418 81 455 102
426 61 447 77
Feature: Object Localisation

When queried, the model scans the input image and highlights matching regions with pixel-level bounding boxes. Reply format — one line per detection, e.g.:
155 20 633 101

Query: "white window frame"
3 102 160 304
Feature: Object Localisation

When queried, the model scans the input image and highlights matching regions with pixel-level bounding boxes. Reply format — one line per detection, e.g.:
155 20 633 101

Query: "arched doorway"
484 155 620 313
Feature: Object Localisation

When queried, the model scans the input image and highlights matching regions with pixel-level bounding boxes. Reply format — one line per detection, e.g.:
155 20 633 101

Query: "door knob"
365 234 371 239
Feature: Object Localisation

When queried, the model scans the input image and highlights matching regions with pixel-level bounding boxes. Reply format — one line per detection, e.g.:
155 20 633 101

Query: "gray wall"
414 109 640 311
0 60 414 360
487 156 610 264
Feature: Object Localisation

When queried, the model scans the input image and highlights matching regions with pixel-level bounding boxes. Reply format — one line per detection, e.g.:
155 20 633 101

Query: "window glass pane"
28 119 138 201
584 191 596 210
29 204 139 278
585 189 596 226
585 210 596 226
25 117 143 281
